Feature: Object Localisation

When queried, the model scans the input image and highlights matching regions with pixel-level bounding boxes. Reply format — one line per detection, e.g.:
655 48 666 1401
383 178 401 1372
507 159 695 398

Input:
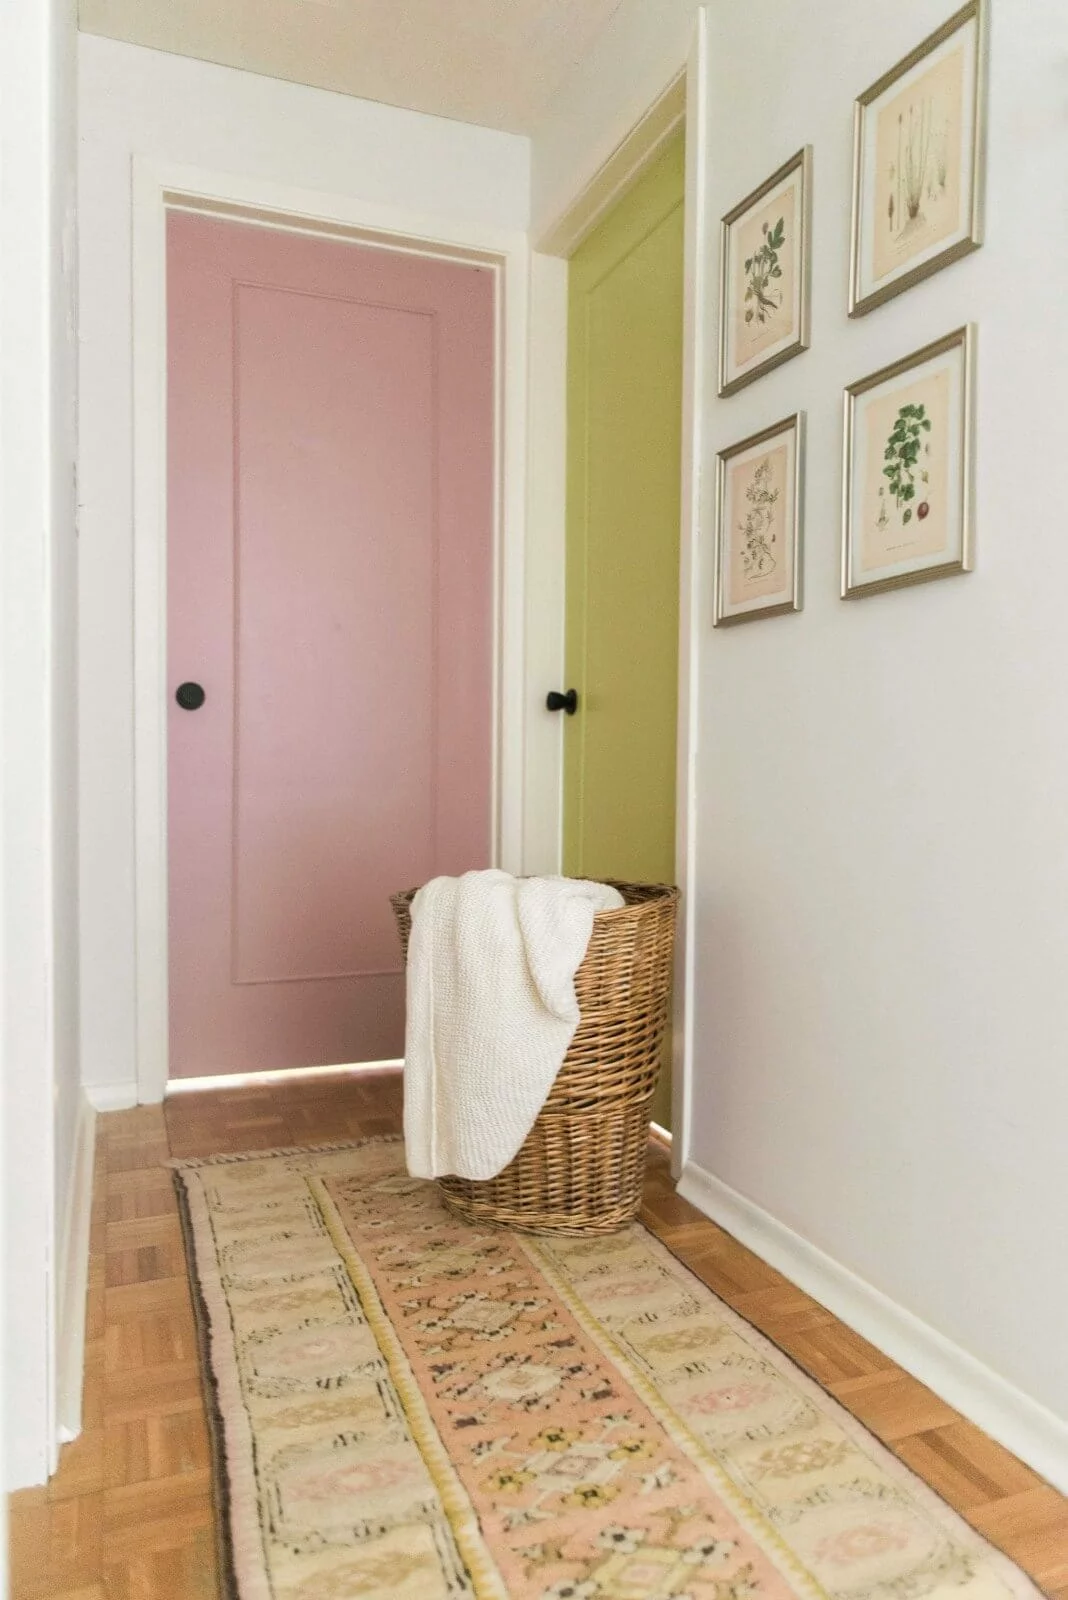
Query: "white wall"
535 0 1068 1481
685 0 1068 1449
77 35 531 1102
522 252 568 878
1 0 83 1490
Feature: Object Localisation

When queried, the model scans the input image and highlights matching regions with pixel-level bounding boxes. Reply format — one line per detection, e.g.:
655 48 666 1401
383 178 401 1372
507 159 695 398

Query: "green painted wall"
564 130 684 1129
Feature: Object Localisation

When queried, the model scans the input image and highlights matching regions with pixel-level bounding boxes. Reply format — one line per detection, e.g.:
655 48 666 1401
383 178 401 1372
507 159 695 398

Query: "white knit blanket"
402 869 624 1180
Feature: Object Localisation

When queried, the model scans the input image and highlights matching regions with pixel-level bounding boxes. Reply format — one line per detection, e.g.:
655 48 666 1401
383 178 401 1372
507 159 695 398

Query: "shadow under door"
166 211 495 1079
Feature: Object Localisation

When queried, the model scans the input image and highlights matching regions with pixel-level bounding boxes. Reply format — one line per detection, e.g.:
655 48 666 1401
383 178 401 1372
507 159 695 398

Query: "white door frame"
672 12 710 1184
131 158 533 1104
533 31 704 1183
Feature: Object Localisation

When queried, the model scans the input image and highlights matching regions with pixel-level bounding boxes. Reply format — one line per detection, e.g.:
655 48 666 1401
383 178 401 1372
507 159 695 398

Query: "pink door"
167 212 494 1078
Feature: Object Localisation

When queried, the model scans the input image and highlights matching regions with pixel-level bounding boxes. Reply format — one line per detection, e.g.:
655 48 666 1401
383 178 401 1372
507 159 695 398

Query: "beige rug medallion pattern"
174 1139 1041 1600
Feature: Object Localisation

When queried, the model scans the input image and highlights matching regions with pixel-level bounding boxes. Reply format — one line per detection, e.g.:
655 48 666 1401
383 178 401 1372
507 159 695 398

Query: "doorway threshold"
165 1060 403 1095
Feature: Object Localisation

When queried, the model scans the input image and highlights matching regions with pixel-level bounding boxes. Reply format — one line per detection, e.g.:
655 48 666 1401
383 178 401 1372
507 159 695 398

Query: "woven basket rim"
391 877 679 922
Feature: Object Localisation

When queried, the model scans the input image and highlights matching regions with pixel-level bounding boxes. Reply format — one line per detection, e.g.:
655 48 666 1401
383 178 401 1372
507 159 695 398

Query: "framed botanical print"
842 325 974 598
719 147 812 397
849 0 986 316
714 412 804 626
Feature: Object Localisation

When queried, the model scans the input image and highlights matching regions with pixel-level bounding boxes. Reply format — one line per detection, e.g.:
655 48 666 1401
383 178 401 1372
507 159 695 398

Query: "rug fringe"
168 1132 403 1171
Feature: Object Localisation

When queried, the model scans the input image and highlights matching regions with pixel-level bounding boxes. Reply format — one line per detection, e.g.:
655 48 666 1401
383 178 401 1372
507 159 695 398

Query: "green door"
564 131 684 1130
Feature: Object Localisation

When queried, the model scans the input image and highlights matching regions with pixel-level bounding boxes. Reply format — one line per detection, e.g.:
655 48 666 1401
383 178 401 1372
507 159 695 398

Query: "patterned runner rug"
174 1138 1040 1600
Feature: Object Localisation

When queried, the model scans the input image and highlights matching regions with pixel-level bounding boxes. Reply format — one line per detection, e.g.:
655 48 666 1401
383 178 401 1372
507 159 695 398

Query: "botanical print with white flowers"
872 41 966 288
716 425 800 625
728 444 791 606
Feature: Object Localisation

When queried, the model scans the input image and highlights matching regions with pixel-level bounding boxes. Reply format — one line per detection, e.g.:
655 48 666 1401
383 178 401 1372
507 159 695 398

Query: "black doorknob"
175 682 206 711
546 689 578 715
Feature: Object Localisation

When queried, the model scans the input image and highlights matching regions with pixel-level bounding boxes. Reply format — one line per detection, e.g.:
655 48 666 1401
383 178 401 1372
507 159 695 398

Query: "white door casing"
132 159 542 1102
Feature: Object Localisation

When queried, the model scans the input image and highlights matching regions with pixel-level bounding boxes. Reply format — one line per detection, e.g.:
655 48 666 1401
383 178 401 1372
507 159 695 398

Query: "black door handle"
546 689 578 715
175 682 206 711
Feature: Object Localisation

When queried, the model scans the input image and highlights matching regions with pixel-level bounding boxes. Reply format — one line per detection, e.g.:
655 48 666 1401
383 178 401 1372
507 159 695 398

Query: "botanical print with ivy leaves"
732 183 797 367
727 442 790 607
872 40 966 286
861 368 950 574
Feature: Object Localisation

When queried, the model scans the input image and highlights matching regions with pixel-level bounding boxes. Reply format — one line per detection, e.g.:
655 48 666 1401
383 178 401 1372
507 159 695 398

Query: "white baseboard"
677 1159 1068 1495
84 1080 139 1112
56 1094 97 1444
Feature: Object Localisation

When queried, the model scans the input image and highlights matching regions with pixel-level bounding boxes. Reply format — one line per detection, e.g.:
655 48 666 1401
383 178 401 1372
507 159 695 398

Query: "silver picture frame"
718 147 812 398
849 0 987 317
841 325 975 599
714 411 805 626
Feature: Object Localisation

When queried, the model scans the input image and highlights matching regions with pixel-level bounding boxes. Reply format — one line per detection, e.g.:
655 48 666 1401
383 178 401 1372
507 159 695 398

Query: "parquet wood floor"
9 1067 1068 1598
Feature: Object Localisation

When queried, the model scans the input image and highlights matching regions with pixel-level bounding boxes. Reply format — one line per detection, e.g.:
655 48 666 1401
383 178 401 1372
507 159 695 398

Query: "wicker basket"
390 880 679 1235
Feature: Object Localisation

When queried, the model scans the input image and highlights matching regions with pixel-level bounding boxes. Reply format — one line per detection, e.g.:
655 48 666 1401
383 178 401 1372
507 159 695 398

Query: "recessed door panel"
167 212 494 1077
565 132 685 1128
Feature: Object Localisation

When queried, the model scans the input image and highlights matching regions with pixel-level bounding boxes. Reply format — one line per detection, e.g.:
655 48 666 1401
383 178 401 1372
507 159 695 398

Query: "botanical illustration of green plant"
879 401 932 528
738 456 780 579
743 215 786 326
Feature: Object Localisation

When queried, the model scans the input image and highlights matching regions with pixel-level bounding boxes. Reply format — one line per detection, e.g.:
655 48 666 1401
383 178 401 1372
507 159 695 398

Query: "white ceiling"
78 0 625 134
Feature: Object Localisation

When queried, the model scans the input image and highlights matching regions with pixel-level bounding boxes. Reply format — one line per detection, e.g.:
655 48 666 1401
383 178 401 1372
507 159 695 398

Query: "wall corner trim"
84 1081 140 1112
677 1159 1068 1495
56 1096 98 1443
534 68 686 258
